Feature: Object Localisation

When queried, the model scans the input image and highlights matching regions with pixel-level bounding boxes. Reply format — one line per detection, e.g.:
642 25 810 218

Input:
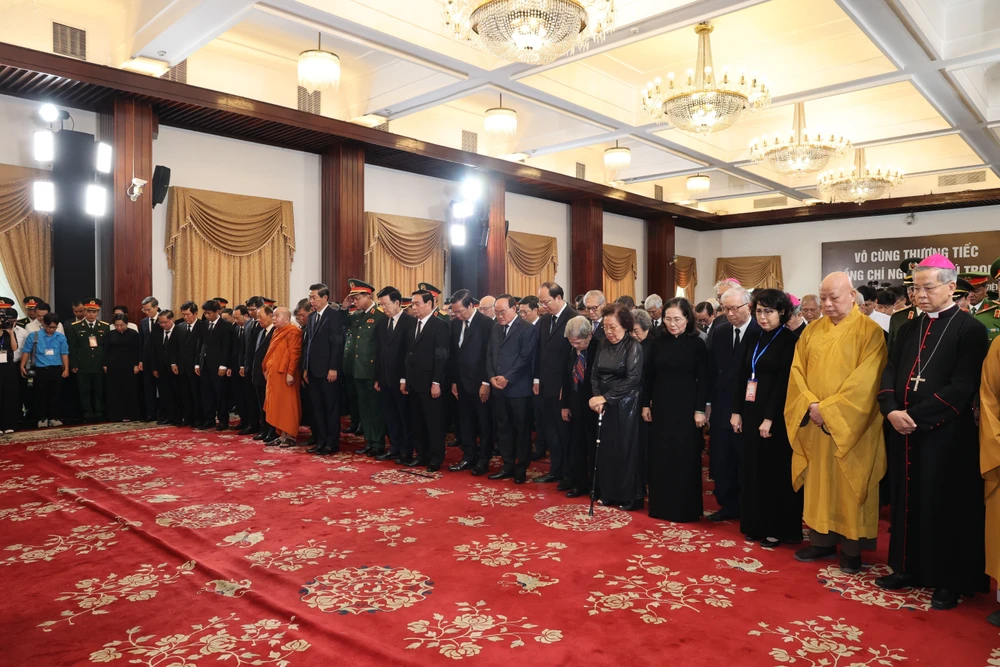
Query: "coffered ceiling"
3 0 1000 219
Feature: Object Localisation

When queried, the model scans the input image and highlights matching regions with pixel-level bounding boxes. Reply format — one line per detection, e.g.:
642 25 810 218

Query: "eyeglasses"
585 305 602 312
911 283 946 295
719 304 748 314
754 307 777 317
538 298 553 307
663 316 687 324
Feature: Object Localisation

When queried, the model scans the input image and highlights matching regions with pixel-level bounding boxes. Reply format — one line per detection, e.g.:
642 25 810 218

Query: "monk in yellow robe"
263 307 302 448
785 272 887 574
980 337 1000 627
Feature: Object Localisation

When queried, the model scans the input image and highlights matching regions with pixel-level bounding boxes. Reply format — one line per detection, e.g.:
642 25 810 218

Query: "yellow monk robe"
979 337 1000 583
785 306 887 540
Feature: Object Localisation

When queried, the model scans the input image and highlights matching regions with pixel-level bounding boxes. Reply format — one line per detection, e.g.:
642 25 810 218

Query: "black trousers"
0 362 20 430
300 384 313 432
458 385 493 467
179 372 200 423
494 393 531 476
155 369 180 423
411 389 445 465
253 379 271 433
142 367 158 420
711 424 743 514
381 381 412 458
532 394 547 455
307 373 340 450
539 396 570 478
200 370 229 426
242 374 260 428
231 373 247 422
34 366 63 421
566 393 597 491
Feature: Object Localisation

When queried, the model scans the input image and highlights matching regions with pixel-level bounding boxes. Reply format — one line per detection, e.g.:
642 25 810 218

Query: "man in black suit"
177 301 204 427
229 304 250 429
706 285 759 522
532 282 575 486
583 290 607 340
403 289 450 472
375 286 415 463
644 294 664 338
196 300 233 430
487 294 538 484
150 310 181 425
561 316 600 497
448 289 494 474
238 296 263 435
250 305 276 442
138 296 161 420
301 283 344 455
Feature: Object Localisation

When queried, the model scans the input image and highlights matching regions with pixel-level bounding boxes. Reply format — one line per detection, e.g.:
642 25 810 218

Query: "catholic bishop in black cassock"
875 254 990 610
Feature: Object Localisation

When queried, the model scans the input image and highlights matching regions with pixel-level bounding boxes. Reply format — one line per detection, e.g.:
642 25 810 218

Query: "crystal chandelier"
603 140 630 180
484 94 518 141
817 149 903 204
443 0 617 66
686 174 711 194
298 33 340 94
749 102 850 177
641 23 770 134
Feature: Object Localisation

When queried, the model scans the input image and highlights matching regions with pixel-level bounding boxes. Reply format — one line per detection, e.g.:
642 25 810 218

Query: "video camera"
0 308 17 329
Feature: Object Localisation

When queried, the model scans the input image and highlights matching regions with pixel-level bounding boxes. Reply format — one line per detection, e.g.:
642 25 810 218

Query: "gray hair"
801 294 819 306
715 279 740 293
632 309 652 331
643 294 663 310
564 315 594 340
721 287 751 305
583 290 606 306
854 291 865 307
913 265 957 285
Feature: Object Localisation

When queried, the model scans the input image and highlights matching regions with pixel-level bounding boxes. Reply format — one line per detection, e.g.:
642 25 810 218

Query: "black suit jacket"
706 319 761 428
177 320 204 373
139 313 159 365
231 322 246 369
449 310 493 394
486 317 537 398
560 335 599 410
250 326 274 387
242 319 260 371
301 306 345 377
534 305 574 398
375 312 415 388
150 325 181 370
404 315 450 393
198 318 233 371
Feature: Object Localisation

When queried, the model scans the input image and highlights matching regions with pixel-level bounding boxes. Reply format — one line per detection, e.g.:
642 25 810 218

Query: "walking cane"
589 410 604 517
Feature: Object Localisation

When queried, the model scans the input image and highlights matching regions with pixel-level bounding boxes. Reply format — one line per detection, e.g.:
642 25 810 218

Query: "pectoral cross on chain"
910 374 925 391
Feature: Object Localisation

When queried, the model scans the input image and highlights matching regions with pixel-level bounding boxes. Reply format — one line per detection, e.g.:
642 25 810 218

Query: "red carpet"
1 424 997 666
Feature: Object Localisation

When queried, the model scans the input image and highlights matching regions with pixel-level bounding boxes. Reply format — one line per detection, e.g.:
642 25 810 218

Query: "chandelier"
484 94 518 141
443 0 617 66
686 174 711 194
749 102 850 177
298 33 340 94
817 149 903 204
641 23 770 134
603 140 630 180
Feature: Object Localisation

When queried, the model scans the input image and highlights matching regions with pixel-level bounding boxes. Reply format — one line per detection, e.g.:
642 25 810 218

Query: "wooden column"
98 98 154 312
571 199 603 296
321 142 365 296
479 174 506 296
646 216 676 299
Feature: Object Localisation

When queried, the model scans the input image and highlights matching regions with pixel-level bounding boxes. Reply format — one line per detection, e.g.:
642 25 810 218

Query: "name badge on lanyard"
89 335 98 348
45 348 55 356
745 379 758 402
746 329 783 403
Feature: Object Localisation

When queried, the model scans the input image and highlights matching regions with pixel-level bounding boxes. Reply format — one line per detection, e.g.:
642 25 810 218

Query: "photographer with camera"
20 312 69 429
0 297 27 433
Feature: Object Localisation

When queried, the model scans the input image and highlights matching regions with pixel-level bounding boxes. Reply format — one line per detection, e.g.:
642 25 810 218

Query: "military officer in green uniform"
340 302 362 436
887 260 920 351
341 279 387 456
17 296 39 329
972 260 1000 341
953 278 974 311
69 297 110 420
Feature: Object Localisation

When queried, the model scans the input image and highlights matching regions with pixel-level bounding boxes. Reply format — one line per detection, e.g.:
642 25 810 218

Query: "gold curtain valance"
715 255 784 290
165 186 296 307
603 244 637 282
0 164 52 307
506 230 557 297
674 255 697 295
364 212 448 294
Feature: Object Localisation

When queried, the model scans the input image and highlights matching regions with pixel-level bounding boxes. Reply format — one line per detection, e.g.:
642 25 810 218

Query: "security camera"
127 177 147 202
132 177 147 188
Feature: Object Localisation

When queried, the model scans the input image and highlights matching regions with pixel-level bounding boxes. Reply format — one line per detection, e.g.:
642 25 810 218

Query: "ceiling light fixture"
120 57 170 77
686 173 711 194
298 32 340 94
641 23 770 134
749 102 850 177
817 149 903 205
349 114 387 128
603 140 631 181
484 93 517 141
443 0 616 65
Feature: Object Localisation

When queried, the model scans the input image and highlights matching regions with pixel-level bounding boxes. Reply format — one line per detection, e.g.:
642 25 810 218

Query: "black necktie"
164 331 170 347
256 329 264 350
549 315 555 335
504 323 510 338
416 320 423 339
461 320 469 347
733 327 741 353
389 317 395 333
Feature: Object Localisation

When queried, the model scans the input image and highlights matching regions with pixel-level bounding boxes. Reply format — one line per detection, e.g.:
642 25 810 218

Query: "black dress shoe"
987 610 1000 627
215 424 228 432
449 460 473 472
426 463 440 473
239 424 258 436
355 445 370 455
556 479 573 492
488 469 514 480
619 498 644 511
394 456 408 465
376 452 396 462
759 538 781 549
405 458 430 468
530 451 546 461
794 545 838 562
513 475 526 484
178 419 190 427
838 552 862 575
156 419 171 425
874 572 918 590
253 431 268 441
706 510 738 522
231 422 245 431
532 473 560 484
930 588 960 610
565 488 587 498
471 466 488 477
305 435 317 446
306 443 323 454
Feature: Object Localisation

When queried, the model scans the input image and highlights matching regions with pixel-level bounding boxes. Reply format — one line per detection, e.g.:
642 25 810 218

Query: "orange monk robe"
979 337 1000 583
785 306 887 541
263 324 302 436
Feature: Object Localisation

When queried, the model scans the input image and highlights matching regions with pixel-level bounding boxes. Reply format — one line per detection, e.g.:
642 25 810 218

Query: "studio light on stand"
34 130 54 162
85 184 107 217
96 142 112 173
449 221 467 246
33 181 55 212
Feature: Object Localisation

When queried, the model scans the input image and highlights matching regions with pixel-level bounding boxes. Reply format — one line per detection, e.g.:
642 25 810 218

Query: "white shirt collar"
316 304 328 317
735 318 751 338
265 324 274 332
390 310 403 325
417 312 434 327
554 302 567 319
530 317 538 325
466 309 477 324
926 302 957 319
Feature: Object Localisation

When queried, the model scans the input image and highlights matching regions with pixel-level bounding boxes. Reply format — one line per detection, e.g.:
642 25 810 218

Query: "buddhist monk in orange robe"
979 336 1000 627
263 307 302 447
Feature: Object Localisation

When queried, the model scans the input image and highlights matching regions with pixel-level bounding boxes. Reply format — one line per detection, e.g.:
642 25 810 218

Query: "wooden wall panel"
646 217 676 300
571 199 603 296
321 143 365 297
479 174 506 297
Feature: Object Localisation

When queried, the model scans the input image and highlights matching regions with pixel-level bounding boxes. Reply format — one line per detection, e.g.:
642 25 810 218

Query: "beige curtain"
506 230 557 297
674 256 697 298
603 244 637 303
364 212 448 295
0 164 52 308
715 255 783 289
165 186 295 307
